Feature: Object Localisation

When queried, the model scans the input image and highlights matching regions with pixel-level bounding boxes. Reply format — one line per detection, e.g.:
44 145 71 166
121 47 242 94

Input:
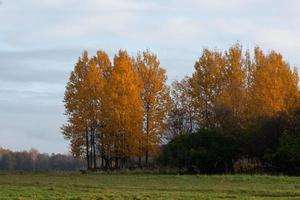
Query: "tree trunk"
138 156 142 168
92 128 97 169
90 130 93 169
86 128 90 170
145 105 150 166
115 157 119 169
145 151 149 166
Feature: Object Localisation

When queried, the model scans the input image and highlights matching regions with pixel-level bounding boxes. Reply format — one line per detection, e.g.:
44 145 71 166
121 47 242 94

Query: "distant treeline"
0 148 83 171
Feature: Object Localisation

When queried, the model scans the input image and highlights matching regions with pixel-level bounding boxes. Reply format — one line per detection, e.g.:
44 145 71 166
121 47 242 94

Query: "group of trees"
63 44 300 174
160 109 300 174
168 44 298 134
63 50 170 170
161 44 300 174
0 148 83 171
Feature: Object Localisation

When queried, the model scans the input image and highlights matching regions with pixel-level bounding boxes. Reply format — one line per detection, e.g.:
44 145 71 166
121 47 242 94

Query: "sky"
0 0 300 154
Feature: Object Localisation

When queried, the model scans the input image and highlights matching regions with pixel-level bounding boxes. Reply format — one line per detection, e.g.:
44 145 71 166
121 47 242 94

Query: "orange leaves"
63 49 170 166
189 44 299 130
103 50 143 157
135 51 171 161
250 48 299 118
63 44 299 167
62 50 111 166
190 49 224 128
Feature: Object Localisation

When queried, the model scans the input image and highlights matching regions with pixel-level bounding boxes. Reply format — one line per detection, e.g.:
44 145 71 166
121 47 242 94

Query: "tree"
216 44 246 129
190 49 224 128
62 51 90 165
82 59 105 169
168 76 195 138
135 50 171 165
249 48 299 118
93 50 112 169
0 149 15 170
62 50 108 170
270 108 300 174
243 49 255 122
103 50 143 168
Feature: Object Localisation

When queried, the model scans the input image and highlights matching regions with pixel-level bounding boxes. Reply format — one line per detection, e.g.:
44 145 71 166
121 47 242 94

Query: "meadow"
0 172 300 199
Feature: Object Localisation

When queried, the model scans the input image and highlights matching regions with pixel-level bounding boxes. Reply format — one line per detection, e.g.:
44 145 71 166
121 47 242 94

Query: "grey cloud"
0 98 67 153
1 0 300 153
0 49 81 84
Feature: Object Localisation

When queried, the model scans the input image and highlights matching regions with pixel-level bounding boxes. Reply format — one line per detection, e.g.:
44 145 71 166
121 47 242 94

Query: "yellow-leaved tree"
216 44 246 128
92 50 112 169
63 50 111 170
190 49 224 128
135 50 171 165
63 51 104 170
249 47 299 118
103 50 143 168
63 51 89 164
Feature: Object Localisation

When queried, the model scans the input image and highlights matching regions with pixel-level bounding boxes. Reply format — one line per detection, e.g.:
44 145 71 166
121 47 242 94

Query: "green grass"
0 172 300 199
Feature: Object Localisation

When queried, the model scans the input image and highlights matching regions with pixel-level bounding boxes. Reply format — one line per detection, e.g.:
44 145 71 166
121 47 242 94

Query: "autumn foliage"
63 50 170 169
170 44 299 134
63 44 300 172
163 44 300 174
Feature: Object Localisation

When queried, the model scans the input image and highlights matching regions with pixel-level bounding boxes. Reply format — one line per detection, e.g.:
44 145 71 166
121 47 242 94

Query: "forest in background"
0 148 83 171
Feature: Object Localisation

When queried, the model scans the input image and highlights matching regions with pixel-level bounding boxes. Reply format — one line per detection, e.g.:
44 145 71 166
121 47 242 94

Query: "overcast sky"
0 0 299 154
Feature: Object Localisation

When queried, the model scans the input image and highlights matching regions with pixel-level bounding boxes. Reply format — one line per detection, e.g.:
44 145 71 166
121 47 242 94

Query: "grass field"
0 172 300 199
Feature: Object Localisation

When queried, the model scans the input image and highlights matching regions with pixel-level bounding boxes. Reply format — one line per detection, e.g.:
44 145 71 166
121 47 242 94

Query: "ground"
0 172 300 199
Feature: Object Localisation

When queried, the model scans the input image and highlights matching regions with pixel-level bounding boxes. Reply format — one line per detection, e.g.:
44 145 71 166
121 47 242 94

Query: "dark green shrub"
158 129 239 174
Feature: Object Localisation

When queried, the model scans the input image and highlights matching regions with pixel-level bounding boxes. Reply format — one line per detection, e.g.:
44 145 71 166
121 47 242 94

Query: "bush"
269 132 300 174
158 129 239 174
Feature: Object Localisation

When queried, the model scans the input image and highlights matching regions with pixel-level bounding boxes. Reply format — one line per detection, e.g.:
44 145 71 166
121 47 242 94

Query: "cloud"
0 49 81 84
256 29 300 51
0 91 67 153
0 0 300 153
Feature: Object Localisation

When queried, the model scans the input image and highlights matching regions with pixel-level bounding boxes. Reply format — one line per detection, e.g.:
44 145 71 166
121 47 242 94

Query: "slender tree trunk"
138 156 142 168
100 131 104 169
145 106 150 166
189 111 193 132
92 128 97 169
90 130 93 169
122 131 125 169
86 127 90 170
205 95 208 128
108 148 111 170
115 157 119 169
138 139 142 168
145 151 149 166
